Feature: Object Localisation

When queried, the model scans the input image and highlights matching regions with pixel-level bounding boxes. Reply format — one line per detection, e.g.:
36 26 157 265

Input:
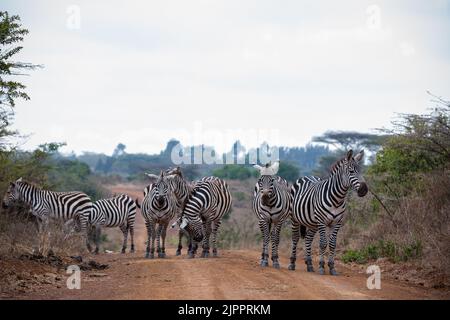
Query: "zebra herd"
2 149 367 276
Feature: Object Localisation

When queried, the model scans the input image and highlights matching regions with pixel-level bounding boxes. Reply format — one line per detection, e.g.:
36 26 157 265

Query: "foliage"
277 161 300 182
213 165 257 180
341 240 422 264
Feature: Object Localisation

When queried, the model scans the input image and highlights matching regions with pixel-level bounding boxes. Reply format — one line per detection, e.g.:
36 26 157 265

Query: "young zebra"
82 194 138 254
2 178 93 249
289 150 368 275
141 170 178 259
252 161 291 269
179 176 232 258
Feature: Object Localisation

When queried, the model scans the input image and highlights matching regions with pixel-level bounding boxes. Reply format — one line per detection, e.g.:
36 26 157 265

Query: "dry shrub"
340 170 450 283
0 209 86 258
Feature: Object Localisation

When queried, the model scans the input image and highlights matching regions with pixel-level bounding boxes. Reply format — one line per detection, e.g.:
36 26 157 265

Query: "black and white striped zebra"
179 176 232 258
289 150 368 275
2 178 93 248
83 194 138 254
164 167 197 256
252 161 291 269
141 170 178 259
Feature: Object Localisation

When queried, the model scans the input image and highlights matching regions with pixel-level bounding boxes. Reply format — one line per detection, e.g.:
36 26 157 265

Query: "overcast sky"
3 0 450 155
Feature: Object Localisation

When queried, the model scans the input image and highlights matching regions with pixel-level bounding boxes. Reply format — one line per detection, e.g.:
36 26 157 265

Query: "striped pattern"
252 175 291 268
141 172 178 259
2 179 92 229
87 194 138 254
164 167 197 256
179 176 232 258
289 150 367 275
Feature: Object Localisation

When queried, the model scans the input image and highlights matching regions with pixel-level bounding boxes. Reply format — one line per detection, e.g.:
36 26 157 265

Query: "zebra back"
91 194 137 228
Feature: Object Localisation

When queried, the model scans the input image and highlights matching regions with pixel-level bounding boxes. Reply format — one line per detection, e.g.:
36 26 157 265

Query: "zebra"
178 176 232 258
79 194 138 254
2 178 93 249
252 161 291 269
288 150 368 275
141 170 178 259
164 167 197 256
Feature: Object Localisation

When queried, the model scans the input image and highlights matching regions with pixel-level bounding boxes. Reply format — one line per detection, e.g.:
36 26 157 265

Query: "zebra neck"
327 167 350 204
22 184 46 208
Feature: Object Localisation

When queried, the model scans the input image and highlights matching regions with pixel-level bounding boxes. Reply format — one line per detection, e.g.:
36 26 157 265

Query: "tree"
312 131 387 153
277 162 300 182
112 143 126 157
0 11 39 148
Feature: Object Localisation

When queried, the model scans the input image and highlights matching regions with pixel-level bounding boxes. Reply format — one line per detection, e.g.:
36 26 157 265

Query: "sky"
3 0 450 155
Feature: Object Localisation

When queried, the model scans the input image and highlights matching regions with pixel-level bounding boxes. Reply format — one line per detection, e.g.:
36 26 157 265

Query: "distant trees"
312 131 387 153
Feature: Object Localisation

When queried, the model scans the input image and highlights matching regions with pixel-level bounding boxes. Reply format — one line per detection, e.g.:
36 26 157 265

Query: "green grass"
341 240 422 264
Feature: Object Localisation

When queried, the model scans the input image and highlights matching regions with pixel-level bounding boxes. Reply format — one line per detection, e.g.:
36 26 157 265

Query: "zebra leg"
304 228 317 272
288 221 301 271
145 221 155 259
157 224 165 255
328 221 342 276
176 230 183 256
129 225 135 253
258 220 270 267
318 224 328 275
271 222 283 269
201 221 212 258
159 224 168 258
120 225 129 254
94 226 101 254
211 220 221 257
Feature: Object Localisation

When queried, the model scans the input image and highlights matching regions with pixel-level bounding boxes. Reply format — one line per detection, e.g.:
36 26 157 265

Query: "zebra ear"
180 218 188 229
16 177 23 183
145 173 159 183
346 150 353 161
354 150 364 163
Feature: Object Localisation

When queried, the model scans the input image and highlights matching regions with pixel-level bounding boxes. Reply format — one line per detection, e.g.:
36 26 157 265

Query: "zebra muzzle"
357 182 368 197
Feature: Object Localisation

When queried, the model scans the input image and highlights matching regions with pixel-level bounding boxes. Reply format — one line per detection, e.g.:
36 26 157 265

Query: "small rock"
89 273 108 278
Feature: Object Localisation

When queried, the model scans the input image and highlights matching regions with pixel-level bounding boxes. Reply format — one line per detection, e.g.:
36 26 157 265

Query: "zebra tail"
135 198 141 209
300 225 306 239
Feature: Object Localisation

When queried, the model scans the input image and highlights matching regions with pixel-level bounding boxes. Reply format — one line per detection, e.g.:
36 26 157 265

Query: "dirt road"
19 248 445 300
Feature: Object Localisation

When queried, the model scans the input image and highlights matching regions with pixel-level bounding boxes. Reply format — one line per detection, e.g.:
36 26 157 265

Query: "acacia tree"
0 11 39 148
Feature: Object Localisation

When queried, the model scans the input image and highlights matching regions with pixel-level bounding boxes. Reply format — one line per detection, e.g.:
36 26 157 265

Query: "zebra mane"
329 157 347 174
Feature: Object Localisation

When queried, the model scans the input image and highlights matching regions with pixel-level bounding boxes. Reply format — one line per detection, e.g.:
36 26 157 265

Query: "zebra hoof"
121 248 126 254
273 262 280 269
175 250 181 256
318 267 325 275
130 249 135 254
188 253 195 259
329 269 338 276
306 265 315 272
212 251 218 257
260 260 269 267
201 252 209 258
158 252 166 258
288 264 296 271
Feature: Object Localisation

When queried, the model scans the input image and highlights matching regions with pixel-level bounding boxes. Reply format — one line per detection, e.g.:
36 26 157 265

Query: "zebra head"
150 171 171 207
257 175 276 206
2 177 23 209
179 214 204 243
344 150 368 197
